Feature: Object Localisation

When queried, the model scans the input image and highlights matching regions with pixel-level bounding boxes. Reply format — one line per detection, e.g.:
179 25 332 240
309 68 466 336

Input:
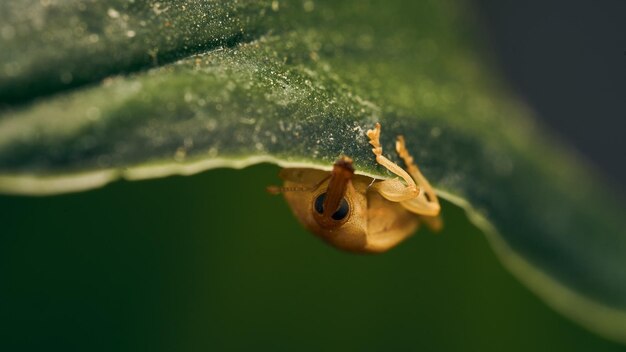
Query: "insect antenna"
266 185 315 194
266 174 331 195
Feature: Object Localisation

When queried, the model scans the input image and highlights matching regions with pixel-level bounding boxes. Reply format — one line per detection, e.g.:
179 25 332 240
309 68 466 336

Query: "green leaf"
1 0 625 344
0 0 272 104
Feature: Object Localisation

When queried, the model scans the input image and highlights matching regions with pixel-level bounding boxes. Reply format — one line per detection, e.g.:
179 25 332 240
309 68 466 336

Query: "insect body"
271 123 441 253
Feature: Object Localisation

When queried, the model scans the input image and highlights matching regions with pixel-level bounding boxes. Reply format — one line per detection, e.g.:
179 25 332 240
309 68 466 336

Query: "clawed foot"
366 122 382 156
395 135 414 166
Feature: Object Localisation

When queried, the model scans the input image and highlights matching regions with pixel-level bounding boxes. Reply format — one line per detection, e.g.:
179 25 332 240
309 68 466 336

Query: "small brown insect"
269 123 441 253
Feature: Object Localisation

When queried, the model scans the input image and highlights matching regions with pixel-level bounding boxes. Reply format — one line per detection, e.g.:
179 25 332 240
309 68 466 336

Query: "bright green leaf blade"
1 0 625 344
0 0 273 104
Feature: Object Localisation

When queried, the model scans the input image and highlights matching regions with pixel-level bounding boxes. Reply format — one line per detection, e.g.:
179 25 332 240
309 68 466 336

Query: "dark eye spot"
314 193 326 214
314 193 350 221
331 198 350 220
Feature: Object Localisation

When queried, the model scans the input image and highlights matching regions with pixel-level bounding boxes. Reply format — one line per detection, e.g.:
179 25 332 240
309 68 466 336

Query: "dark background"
475 1 626 197
2 165 625 351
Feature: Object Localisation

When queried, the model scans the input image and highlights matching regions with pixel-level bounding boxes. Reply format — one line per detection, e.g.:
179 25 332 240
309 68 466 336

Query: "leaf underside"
1 0 625 343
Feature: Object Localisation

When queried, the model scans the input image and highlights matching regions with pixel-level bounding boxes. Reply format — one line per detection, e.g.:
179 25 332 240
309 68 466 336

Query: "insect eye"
314 193 350 221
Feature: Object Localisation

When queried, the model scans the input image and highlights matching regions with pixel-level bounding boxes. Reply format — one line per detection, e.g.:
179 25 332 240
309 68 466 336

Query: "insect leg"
366 123 419 202
395 135 441 217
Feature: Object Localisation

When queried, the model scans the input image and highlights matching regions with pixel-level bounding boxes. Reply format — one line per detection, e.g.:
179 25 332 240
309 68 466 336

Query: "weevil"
269 123 441 253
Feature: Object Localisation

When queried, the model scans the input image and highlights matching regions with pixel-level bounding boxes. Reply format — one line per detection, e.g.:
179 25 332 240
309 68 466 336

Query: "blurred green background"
1 164 624 351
